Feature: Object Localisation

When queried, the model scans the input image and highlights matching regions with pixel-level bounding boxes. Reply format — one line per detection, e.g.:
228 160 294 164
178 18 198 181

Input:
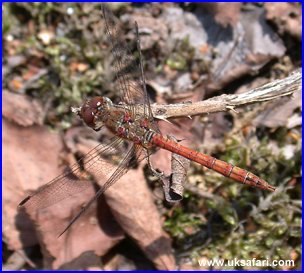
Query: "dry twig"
151 69 301 120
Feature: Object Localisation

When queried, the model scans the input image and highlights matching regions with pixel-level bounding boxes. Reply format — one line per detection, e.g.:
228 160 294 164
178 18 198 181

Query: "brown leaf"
104 169 176 270
2 118 64 250
161 152 190 203
4 118 124 269
2 91 43 126
77 141 176 270
198 3 242 27
28 188 124 269
199 4 286 92
265 2 302 40
122 12 169 51
253 88 302 128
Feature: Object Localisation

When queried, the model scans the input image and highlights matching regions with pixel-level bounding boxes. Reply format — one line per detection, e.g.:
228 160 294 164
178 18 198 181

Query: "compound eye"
80 107 95 127
80 97 104 127
88 97 104 109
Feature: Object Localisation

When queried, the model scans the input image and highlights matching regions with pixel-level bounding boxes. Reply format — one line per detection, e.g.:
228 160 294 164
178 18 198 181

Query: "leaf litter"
2 2 301 270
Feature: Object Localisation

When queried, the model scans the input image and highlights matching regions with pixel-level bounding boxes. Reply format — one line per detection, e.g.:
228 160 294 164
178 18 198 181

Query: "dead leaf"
105 174 176 271
2 90 43 126
265 2 302 40
2 118 64 250
4 118 125 269
76 139 176 270
102 250 154 270
159 5 285 93
161 7 207 56
3 91 126 268
27 187 124 269
253 88 301 128
121 12 169 51
18 120 176 270
162 152 190 203
198 3 242 27
208 4 286 90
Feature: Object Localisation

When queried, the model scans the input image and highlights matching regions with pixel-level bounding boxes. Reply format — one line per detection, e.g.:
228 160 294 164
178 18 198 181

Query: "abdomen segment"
151 134 275 192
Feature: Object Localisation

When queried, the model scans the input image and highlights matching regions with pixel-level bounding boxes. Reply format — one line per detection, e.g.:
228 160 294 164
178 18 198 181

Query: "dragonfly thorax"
79 96 155 148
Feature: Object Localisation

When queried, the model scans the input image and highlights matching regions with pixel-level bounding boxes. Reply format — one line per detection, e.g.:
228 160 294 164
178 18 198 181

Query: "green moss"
166 37 195 71
164 127 301 269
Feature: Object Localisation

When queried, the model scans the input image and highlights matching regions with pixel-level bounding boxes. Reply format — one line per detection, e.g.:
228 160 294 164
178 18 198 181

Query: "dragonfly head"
79 96 113 131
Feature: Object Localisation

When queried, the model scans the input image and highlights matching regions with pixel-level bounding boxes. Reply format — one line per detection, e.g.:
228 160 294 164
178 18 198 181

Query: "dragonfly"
19 5 275 237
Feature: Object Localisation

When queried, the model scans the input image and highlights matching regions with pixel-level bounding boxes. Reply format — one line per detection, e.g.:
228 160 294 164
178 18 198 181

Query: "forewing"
58 143 148 236
19 136 123 213
102 4 159 132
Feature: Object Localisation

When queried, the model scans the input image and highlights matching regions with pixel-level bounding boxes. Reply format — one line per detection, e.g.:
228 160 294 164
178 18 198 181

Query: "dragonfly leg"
147 152 165 178
166 134 185 143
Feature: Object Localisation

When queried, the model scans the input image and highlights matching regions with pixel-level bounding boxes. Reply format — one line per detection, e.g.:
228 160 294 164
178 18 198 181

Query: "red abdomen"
151 134 275 192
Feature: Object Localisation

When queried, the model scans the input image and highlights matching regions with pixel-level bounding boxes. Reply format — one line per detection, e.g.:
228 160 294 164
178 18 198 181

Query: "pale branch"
151 69 301 120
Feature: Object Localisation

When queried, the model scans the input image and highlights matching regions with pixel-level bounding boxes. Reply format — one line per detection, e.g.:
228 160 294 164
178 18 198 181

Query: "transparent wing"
19 5 161 234
58 143 147 236
19 134 150 235
102 4 159 132
19 136 124 212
